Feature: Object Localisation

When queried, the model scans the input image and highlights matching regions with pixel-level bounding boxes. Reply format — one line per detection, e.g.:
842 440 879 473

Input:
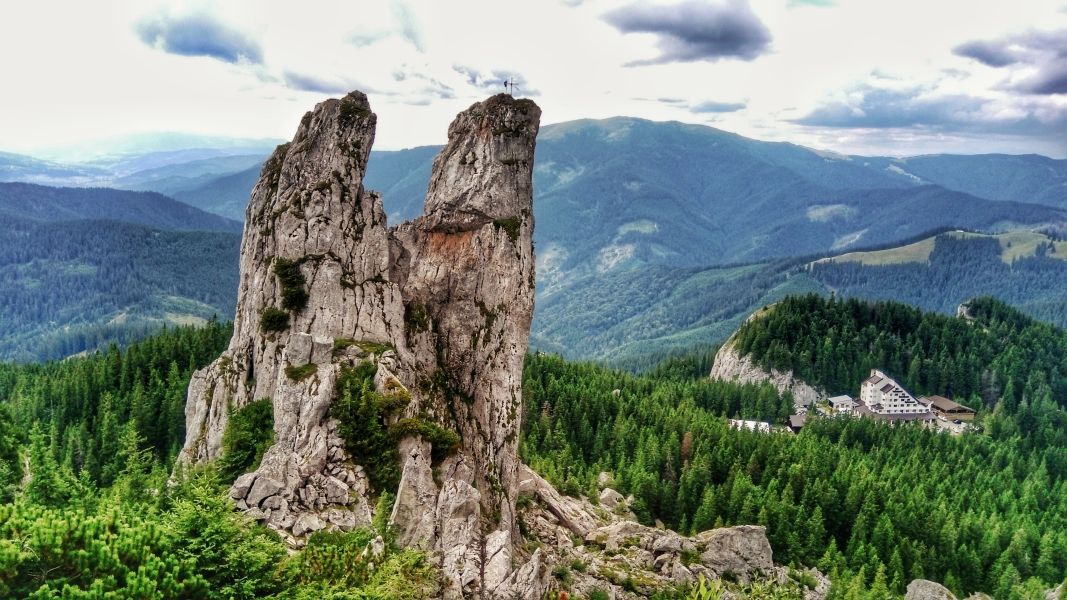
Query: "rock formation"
180 90 833 599
709 307 823 409
517 465 829 600
905 580 958 600
180 90 540 597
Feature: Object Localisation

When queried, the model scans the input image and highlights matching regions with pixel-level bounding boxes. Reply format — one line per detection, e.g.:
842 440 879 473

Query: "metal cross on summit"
503 77 519 96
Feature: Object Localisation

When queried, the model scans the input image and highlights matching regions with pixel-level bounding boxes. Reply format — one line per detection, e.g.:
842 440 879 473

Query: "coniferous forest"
1 298 1066 598
521 297 1067 599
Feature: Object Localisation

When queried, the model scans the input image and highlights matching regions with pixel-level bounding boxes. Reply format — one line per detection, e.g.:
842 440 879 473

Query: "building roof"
789 414 807 429
863 375 883 385
923 395 975 413
880 383 896 393
828 395 857 408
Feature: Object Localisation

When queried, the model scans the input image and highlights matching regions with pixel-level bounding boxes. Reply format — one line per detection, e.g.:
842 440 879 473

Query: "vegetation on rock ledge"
273 257 309 311
260 307 290 332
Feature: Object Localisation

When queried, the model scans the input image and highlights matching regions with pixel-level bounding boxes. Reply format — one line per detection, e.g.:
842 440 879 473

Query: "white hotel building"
859 369 930 416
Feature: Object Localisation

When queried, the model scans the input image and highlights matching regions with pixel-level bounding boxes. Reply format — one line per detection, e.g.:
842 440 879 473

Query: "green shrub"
274 258 308 311
391 418 460 460
279 528 437 598
492 217 521 243
686 576 724 600
260 307 290 332
217 399 274 482
405 302 430 334
332 366 406 491
332 364 460 491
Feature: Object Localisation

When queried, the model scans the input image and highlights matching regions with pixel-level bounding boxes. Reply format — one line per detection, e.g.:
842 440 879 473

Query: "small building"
828 395 858 415
788 414 807 433
860 369 930 417
919 395 976 421
729 419 772 434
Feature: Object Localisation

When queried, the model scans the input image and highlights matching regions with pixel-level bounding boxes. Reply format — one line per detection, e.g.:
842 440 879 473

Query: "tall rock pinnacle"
179 91 541 598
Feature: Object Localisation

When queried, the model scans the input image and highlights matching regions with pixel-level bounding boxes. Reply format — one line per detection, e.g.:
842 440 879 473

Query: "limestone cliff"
180 90 540 597
180 90 829 600
709 308 823 409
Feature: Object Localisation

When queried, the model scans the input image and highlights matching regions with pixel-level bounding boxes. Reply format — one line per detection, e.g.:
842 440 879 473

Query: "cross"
503 77 518 96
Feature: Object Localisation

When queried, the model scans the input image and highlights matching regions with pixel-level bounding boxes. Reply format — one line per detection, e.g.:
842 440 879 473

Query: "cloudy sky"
2 0 1066 158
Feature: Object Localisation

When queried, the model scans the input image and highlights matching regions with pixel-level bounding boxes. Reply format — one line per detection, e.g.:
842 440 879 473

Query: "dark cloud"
603 0 771 66
690 100 746 113
1025 62 1067 94
657 97 686 104
954 29 1067 95
135 13 262 64
792 85 1067 150
281 72 360 95
953 40 1018 67
452 66 539 96
792 88 985 129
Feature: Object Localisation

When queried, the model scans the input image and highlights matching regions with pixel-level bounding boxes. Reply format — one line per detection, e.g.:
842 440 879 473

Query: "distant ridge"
0 182 242 233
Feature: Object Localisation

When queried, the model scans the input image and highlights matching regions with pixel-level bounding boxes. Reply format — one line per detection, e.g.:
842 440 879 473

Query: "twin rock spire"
180 91 543 598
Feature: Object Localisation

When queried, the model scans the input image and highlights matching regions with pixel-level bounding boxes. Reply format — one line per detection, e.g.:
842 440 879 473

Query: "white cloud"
0 0 1065 157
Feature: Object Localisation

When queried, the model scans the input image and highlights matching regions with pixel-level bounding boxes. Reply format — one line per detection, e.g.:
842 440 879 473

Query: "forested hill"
732 295 1067 423
522 351 1067 600
0 182 242 233
0 216 240 362
1 316 1065 598
809 231 1067 327
524 297 1067 599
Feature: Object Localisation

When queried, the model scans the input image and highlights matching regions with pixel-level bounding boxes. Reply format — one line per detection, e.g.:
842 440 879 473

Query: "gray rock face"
709 305 824 411
179 91 540 596
905 580 957 600
710 342 823 410
697 525 775 582
517 471 829 599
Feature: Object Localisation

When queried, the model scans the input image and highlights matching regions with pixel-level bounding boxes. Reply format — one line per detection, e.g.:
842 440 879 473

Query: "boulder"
905 580 958 600
698 525 775 583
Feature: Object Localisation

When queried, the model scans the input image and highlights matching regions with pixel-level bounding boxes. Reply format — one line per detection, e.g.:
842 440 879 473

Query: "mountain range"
0 183 240 362
0 117 1065 363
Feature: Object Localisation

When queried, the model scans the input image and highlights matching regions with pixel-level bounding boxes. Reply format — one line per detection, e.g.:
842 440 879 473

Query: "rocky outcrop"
179 91 540 597
905 580 957 600
710 342 822 409
179 89 838 599
710 308 823 410
516 465 830 600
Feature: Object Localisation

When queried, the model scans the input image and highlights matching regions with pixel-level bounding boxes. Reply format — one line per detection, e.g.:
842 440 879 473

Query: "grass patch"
492 217 521 243
284 363 317 381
